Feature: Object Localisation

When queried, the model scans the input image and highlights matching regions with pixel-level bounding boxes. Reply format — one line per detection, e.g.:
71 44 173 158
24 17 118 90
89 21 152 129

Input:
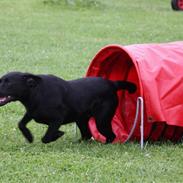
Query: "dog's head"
0 72 41 106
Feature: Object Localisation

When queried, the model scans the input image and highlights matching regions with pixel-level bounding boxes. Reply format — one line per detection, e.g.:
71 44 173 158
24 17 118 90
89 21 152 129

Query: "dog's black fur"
0 72 136 143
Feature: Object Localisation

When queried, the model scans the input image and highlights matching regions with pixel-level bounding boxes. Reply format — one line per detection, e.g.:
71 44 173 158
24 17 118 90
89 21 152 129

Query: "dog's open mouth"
0 96 13 106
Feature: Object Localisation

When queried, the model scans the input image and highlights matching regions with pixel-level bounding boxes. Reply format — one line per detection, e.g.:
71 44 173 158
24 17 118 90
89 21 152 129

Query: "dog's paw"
41 137 51 144
105 134 116 144
41 131 65 144
56 131 65 138
26 135 34 143
51 131 65 141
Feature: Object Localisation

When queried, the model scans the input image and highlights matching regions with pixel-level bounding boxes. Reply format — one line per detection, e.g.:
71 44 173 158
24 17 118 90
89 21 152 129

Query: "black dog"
0 72 136 143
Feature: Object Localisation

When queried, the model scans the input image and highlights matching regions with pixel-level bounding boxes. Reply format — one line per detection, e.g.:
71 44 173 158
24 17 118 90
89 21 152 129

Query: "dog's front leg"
18 112 33 143
41 122 63 143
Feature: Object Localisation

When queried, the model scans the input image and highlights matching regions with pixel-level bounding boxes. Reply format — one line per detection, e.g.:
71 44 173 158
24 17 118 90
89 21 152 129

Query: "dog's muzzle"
0 96 14 106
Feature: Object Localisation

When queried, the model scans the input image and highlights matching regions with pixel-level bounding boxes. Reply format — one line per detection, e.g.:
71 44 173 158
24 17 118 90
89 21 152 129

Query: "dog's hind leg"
93 99 117 143
76 117 92 141
41 122 62 143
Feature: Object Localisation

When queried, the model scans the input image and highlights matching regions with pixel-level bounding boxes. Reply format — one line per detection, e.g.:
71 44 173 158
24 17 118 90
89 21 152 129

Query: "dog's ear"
23 73 41 88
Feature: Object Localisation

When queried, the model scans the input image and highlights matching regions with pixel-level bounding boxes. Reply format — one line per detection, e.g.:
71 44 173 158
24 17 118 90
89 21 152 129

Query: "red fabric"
129 42 183 126
86 42 183 143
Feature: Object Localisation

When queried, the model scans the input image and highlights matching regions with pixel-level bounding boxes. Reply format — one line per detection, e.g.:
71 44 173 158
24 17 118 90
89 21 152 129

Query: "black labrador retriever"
0 72 136 143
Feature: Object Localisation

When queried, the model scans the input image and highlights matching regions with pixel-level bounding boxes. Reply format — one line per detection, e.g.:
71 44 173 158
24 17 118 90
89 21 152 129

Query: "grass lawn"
0 0 183 182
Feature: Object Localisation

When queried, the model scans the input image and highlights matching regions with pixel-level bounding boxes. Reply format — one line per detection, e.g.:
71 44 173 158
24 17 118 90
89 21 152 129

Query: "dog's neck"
19 89 40 111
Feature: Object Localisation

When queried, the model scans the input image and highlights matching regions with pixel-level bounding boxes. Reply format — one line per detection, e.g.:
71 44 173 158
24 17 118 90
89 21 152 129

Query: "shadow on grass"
1 126 183 157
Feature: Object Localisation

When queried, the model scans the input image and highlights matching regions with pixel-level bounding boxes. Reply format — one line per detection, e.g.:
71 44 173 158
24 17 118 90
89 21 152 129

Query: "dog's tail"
113 81 137 93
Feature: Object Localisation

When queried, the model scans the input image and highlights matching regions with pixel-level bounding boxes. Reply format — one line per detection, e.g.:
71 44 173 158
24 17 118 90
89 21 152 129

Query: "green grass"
0 0 183 182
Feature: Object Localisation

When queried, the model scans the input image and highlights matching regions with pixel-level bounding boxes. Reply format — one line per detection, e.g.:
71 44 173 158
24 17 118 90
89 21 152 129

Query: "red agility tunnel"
86 41 183 144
